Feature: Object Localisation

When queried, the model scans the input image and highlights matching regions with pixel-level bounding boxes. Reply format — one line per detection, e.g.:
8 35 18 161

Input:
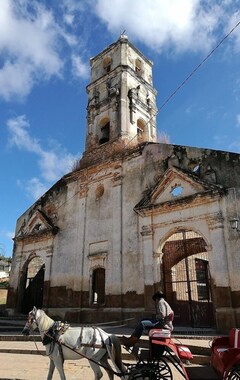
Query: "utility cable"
124 20 240 149
157 19 240 114
32 20 240 213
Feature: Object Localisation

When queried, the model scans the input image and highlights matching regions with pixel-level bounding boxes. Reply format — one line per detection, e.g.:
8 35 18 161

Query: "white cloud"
0 231 14 242
0 0 65 100
0 0 89 101
1 1 238 101
17 177 49 200
225 9 240 53
93 0 233 53
7 115 80 199
71 55 89 79
7 115 41 153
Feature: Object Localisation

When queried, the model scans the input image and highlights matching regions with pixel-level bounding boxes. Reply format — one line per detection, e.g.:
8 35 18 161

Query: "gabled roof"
15 209 59 241
134 166 225 216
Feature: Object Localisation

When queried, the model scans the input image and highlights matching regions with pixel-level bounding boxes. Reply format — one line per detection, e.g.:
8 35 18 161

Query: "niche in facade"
95 184 104 200
99 118 110 145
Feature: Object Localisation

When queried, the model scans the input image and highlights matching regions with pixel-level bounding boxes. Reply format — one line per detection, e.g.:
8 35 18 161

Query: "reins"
55 337 124 377
33 320 125 377
26 311 127 377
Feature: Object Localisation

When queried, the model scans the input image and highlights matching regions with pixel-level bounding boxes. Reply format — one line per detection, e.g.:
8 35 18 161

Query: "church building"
7 35 240 333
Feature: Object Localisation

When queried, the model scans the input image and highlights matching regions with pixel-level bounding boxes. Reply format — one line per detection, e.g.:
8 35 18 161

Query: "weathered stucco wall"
7 140 240 331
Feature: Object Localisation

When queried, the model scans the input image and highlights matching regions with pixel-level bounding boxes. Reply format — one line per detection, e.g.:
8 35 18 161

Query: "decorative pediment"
134 167 225 216
15 209 59 240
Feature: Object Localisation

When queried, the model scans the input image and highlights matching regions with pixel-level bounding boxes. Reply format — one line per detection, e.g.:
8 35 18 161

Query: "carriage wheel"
226 365 240 380
127 359 173 380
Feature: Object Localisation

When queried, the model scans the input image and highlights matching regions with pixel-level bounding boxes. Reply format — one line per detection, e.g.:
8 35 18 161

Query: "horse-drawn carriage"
22 307 240 380
124 326 240 380
123 327 193 379
22 307 193 380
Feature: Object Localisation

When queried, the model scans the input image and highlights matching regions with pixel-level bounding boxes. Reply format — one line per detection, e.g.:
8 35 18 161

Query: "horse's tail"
109 334 127 374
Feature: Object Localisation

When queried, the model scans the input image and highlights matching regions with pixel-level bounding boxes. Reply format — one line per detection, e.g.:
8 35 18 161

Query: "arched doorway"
162 229 214 328
21 256 45 314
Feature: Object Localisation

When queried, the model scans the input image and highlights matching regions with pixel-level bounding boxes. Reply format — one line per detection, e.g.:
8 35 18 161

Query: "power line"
157 19 240 114
24 21 240 217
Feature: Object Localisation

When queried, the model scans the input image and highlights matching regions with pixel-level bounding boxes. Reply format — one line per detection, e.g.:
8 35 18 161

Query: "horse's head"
22 306 39 336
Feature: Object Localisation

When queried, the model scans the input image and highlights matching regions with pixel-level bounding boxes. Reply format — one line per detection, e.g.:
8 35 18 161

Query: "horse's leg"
51 351 66 380
53 357 66 380
110 335 127 374
99 354 114 380
47 359 55 380
89 361 103 380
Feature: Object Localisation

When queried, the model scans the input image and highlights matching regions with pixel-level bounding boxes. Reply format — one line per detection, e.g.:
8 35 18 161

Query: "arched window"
135 58 143 77
137 119 146 141
99 118 110 145
103 57 112 73
92 268 105 305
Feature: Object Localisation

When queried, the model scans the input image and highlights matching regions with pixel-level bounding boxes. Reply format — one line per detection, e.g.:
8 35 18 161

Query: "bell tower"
82 34 158 162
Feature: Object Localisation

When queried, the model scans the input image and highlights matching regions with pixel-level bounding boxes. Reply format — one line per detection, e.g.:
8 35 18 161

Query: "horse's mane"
36 309 55 332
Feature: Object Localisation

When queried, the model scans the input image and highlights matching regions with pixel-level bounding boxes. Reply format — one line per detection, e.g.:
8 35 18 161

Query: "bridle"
28 310 37 326
22 310 37 334
23 308 50 335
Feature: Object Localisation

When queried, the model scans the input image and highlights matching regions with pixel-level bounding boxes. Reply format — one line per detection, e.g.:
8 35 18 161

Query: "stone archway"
162 229 215 328
20 256 45 314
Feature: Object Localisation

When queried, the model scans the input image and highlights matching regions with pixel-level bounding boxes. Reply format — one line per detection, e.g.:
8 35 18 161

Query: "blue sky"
1 0 240 258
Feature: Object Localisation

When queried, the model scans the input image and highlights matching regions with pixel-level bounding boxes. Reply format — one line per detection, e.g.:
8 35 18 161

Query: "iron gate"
162 230 214 328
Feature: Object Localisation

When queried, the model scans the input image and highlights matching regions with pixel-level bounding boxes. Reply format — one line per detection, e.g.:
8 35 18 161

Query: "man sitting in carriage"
121 291 174 347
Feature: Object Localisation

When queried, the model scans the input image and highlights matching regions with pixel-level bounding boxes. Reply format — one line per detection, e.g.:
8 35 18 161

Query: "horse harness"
41 323 122 376
43 322 106 352
26 310 124 378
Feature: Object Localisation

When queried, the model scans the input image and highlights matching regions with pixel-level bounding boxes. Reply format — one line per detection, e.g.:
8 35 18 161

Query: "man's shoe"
120 335 139 347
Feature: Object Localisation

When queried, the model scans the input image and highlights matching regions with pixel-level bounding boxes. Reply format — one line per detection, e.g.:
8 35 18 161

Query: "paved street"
0 352 102 380
0 351 215 380
0 318 219 379
0 336 218 380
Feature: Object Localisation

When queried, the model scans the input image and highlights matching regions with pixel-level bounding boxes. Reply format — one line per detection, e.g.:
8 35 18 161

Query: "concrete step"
0 334 42 341
186 365 219 380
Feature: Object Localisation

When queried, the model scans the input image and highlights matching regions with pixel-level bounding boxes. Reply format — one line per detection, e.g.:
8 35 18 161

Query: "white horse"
22 307 127 380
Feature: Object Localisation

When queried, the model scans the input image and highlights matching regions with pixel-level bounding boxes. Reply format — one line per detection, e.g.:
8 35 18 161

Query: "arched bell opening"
99 118 110 145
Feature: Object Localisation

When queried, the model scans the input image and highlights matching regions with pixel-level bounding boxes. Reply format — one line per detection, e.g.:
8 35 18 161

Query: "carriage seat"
210 328 240 375
148 329 172 348
149 328 171 339
148 328 193 362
